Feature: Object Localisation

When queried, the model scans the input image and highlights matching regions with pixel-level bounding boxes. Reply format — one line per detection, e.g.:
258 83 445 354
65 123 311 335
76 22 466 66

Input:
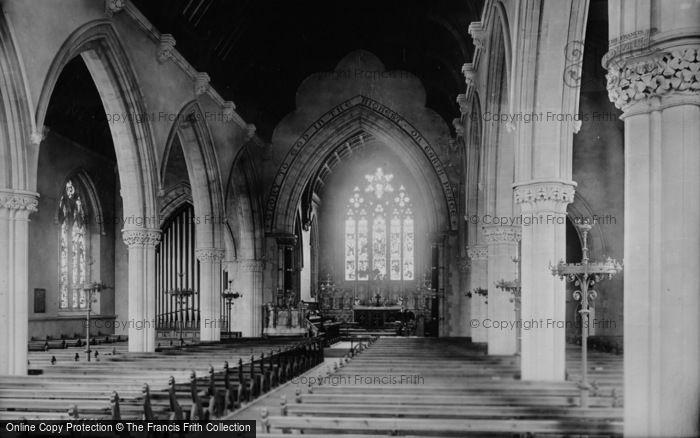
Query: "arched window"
58 179 89 310
345 168 414 281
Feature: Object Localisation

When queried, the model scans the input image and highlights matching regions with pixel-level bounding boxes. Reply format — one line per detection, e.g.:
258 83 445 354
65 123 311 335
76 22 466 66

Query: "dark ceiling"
134 0 484 140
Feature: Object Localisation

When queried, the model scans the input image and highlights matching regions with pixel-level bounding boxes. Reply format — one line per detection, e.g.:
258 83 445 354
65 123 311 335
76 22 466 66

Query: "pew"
4 337 323 421
259 337 623 437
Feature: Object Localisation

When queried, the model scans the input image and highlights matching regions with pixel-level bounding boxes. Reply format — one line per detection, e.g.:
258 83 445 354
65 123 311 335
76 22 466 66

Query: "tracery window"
345 168 414 281
58 180 89 310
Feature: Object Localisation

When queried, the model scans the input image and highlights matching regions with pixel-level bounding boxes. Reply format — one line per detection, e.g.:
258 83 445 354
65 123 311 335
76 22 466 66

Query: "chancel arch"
266 96 455 236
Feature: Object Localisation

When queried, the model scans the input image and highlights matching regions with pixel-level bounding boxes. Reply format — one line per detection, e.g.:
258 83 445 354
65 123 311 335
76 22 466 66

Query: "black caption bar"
0 420 255 437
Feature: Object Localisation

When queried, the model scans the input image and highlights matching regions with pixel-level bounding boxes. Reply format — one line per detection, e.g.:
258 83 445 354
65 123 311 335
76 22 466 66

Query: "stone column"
232 259 265 337
196 248 225 342
0 190 38 375
483 225 520 355
122 227 160 352
604 4 700 433
514 182 575 380
466 244 488 343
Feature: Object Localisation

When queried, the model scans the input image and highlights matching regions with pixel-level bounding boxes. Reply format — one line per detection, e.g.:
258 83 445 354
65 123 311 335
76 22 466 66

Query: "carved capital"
468 22 485 50
466 244 488 261
194 72 210 96
0 190 39 217
483 225 521 244
157 34 176 64
605 47 700 112
122 228 160 248
195 248 226 263
237 259 265 272
105 0 126 17
513 181 575 214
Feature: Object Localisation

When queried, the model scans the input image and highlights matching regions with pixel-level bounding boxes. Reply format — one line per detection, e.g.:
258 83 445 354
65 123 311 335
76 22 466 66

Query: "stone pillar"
604 4 700 432
466 244 488 343
514 182 575 380
196 248 225 342
483 225 520 355
0 190 38 375
122 227 160 352
230 259 265 337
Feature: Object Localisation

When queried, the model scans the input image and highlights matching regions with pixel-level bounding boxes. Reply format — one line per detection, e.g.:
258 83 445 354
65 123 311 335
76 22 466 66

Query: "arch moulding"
265 95 458 234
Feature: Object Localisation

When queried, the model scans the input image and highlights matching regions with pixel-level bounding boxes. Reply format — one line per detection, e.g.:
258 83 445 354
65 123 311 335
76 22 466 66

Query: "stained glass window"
344 169 414 281
58 179 89 310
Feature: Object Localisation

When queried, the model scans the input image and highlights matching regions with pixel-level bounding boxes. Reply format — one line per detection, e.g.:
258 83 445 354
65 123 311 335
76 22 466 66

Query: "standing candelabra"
221 280 243 334
167 272 197 347
77 282 110 362
550 221 622 407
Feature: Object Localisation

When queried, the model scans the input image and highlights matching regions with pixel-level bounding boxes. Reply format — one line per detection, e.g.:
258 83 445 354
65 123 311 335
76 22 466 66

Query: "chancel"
0 0 698 437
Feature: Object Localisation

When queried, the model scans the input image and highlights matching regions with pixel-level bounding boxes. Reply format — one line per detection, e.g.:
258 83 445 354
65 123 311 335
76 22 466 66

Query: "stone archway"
34 21 160 353
162 101 226 341
265 95 457 235
224 149 265 336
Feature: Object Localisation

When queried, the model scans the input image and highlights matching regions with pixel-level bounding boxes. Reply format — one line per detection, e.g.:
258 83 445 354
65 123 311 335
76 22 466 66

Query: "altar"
353 306 404 330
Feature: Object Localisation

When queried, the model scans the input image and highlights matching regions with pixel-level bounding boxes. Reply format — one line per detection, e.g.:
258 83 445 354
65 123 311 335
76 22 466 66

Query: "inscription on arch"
265 95 458 231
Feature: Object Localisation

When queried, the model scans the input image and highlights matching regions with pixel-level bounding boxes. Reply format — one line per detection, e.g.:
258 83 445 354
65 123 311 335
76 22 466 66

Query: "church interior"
0 0 698 436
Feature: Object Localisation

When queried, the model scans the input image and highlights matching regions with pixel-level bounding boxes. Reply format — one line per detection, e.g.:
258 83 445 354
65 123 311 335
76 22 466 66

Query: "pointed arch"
55 169 105 235
162 101 225 250
266 95 456 235
0 10 35 190
158 181 193 228
225 147 264 262
34 20 158 225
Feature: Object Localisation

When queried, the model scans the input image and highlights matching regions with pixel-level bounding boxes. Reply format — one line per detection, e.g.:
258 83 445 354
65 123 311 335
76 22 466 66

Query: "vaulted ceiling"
134 0 484 140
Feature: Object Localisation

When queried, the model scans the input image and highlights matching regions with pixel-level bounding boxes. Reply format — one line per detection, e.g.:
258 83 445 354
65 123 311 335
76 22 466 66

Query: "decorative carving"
30 127 48 146
468 22 485 50
237 259 265 272
157 34 176 64
0 190 39 213
466 245 488 261
605 47 700 110
483 225 521 244
458 255 470 272
105 0 126 17
456 94 469 117
122 228 160 248
195 248 225 263
452 118 465 138
513 181 576 214
245 123 257 141
457 62 476 105
222 101 236 121
194 73 210 96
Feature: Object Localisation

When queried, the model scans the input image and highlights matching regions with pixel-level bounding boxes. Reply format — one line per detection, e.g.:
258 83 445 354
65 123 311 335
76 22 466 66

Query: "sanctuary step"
260 337 623 437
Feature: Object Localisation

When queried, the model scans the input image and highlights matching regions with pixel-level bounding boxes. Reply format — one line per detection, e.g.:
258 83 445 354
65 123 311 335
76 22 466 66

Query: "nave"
255 337 624 437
